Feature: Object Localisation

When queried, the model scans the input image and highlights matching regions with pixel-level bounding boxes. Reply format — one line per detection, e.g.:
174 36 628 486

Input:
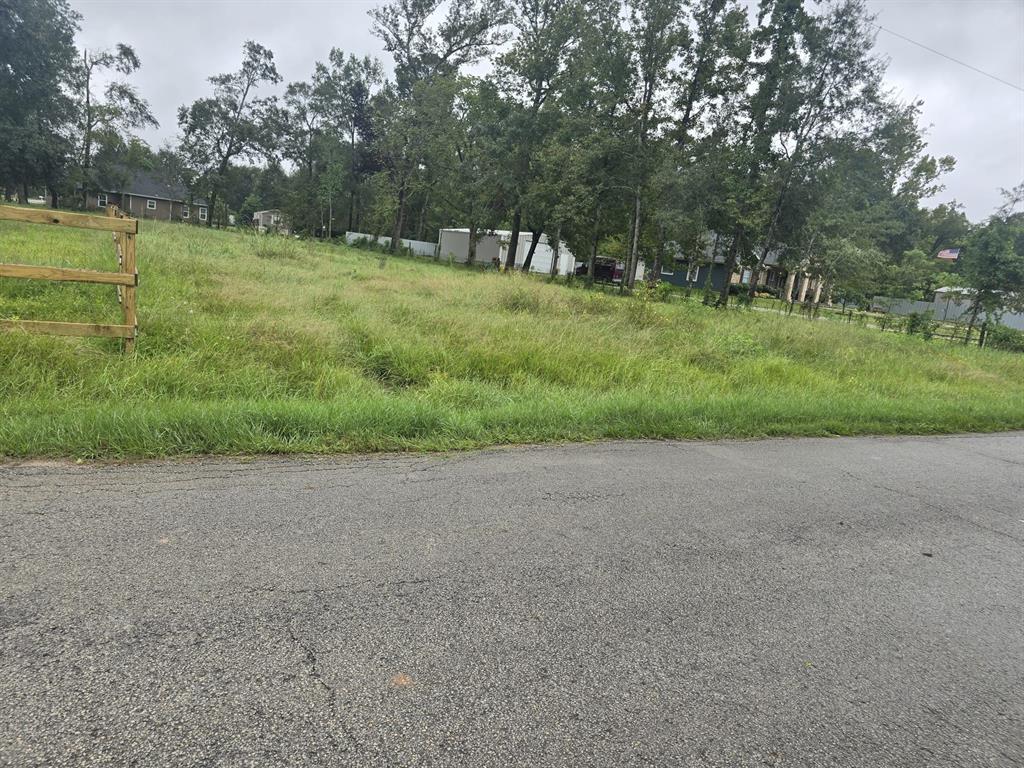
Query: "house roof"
102 170 207 206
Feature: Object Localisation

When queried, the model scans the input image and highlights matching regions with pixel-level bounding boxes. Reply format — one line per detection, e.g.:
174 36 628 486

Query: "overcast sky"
70 0 1024 222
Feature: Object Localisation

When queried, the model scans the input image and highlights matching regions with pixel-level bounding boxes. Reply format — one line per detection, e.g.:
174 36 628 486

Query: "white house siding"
438 229 501 265
438 229 580 275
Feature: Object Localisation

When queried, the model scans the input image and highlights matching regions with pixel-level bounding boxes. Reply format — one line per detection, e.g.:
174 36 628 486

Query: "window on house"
660 265 674 276
182 206 190 219
686 263 700 283
146 199 157 210
199 207 208 222
96 193 108 208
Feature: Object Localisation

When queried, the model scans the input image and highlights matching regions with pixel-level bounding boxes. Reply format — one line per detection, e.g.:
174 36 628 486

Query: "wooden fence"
0 205 139 352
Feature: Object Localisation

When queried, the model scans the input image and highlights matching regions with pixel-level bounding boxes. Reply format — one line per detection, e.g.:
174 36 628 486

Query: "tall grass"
1 219 1022 458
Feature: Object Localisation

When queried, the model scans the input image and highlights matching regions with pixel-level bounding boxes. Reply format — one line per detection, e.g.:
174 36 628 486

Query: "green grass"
1 218 1023 458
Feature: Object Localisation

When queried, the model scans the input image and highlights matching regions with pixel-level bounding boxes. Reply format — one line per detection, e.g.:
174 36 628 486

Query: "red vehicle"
575 257 626 283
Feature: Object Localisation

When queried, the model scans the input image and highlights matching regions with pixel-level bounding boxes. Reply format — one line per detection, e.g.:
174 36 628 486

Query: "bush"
986 324 1024 353
634 280 674 303
904 311 933 336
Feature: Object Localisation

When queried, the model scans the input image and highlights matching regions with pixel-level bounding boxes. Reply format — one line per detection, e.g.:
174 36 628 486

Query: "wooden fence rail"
0 204 139 351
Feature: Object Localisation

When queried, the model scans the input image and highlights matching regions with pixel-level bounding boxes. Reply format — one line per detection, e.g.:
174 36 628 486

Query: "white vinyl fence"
344 232 437 258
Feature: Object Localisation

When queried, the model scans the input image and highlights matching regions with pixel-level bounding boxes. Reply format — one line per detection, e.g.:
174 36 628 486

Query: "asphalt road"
1 434 1023 767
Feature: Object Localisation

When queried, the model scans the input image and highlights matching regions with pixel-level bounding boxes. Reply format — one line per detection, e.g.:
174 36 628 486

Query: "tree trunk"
504 207 522 271
716 227 742 307
207 191 217 227
587 226 600 285
521 228 542 273
81 53 92 210
651 230 665 285
48 187 58 208
625 192 642 289
416 191 429 242
390 182 406 253
467 223 478 265
348 124 357 233
18 182 29 205
549 224 561 279
746 241 772 300
964 301 982 344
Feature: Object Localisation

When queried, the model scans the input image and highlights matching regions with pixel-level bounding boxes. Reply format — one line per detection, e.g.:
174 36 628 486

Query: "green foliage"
176 42 282 225
0 0 79 198
904 311 933 337
986 325 1024 354
960 192 1024 324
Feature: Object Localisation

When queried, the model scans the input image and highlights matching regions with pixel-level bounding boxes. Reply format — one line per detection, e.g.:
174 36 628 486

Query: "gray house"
657 233 823 301
86 170 207 223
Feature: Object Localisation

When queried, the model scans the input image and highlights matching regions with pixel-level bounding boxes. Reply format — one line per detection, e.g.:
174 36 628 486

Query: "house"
437 228 581 275
253 209 289 234
85 170 207 223
657 233 822 302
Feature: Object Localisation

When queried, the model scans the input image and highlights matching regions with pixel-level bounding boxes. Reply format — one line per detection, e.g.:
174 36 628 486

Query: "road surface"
2 434 1023 766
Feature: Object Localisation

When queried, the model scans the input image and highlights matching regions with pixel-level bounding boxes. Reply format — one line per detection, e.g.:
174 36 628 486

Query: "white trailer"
437 228 580 276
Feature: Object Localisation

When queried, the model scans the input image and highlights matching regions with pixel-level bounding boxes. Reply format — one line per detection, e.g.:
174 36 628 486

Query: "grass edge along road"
1 218 1023 458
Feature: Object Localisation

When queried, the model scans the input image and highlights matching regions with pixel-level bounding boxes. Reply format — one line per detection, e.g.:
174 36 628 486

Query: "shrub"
986 324 1024 353
632 281 668 303
904 311 933 336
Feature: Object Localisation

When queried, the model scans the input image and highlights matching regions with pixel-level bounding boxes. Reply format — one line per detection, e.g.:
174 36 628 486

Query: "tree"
370 0 509 97
960 187 1024 342
326 51 384 233
280 63 335 180
369 0 509 251
71 43 157 206
0 0 79 204
742 0 889 301
619 0 688 289
491 0 581 271
177 42 281 226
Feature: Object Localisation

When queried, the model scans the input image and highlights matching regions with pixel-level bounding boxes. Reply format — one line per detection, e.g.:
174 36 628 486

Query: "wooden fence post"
108 205 138 352
122 230 137 352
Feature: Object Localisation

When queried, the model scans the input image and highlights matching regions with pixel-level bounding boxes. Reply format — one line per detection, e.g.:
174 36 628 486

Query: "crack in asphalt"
286 625 363 755
837 468 1023 545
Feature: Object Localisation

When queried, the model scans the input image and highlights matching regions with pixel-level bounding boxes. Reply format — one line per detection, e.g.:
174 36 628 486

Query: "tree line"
2 0 1022 316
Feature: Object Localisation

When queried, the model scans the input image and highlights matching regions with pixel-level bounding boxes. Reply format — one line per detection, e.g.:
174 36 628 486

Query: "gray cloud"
71 0 1023 220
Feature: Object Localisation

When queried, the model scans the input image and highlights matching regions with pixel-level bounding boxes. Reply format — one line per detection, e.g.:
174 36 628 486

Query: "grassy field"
1 217 1023 458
